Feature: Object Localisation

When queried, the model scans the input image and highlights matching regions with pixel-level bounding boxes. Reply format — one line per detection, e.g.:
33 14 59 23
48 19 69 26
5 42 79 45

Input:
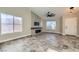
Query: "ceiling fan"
47 12 55 17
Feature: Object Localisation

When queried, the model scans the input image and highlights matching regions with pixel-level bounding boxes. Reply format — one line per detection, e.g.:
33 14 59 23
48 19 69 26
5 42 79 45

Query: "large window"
46 21 56 30
1 13 22 34
14 16 22 32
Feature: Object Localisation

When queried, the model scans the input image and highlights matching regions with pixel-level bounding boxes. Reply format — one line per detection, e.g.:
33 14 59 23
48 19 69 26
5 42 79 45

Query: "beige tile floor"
0 33 79 52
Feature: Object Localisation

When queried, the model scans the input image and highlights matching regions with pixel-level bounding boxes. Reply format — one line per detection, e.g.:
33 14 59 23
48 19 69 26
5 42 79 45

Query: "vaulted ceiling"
31 7 79 20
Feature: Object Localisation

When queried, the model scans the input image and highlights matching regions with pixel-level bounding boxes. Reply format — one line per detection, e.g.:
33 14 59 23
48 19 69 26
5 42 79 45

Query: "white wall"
0 7 32 43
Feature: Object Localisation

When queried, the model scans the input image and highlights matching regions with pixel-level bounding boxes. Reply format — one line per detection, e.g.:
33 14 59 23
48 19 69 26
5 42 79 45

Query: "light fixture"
69 7 74 13
47 12 55 17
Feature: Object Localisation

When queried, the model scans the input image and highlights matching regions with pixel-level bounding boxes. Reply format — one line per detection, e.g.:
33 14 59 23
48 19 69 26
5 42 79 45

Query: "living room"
0 7 79 52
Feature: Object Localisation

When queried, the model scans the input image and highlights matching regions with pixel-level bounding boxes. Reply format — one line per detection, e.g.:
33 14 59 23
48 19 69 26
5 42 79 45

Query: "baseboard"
0 34 31 43
55 32 62 35
76 35 79 37
61 33 79 37
43 32 62 35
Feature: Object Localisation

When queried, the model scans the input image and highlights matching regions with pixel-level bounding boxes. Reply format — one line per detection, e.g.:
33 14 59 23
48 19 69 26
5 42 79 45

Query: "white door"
64 17 77 35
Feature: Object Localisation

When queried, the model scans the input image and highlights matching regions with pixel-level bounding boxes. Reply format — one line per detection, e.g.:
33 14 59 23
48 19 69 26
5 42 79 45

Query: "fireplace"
35 30 41 33
31 27 42 34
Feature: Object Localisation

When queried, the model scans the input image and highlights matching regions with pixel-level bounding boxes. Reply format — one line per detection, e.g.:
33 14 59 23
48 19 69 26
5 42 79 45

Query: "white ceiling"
31 7 66 19
31 7 79 20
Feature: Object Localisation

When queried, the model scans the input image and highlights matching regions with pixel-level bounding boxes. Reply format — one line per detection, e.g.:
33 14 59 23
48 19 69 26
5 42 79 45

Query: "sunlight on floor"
46 48 57 52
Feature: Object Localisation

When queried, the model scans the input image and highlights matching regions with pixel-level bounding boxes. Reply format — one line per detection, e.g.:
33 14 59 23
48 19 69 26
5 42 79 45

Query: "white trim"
0 34 31 43
44 31 62 35
76 35 79 37
61 33 79 37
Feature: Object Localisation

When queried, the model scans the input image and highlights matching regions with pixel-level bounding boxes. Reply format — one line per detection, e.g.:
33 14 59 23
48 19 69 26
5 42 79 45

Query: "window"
14 16 22 32
46 21 56 30
1 13 22 34
1 13 13 34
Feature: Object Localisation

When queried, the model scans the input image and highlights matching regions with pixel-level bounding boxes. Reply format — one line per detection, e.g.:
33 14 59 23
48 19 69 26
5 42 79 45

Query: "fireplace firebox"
35 30 41 33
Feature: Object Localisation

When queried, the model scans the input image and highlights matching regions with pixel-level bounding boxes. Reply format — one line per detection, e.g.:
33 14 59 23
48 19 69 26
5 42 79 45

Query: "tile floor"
0 33 79 52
